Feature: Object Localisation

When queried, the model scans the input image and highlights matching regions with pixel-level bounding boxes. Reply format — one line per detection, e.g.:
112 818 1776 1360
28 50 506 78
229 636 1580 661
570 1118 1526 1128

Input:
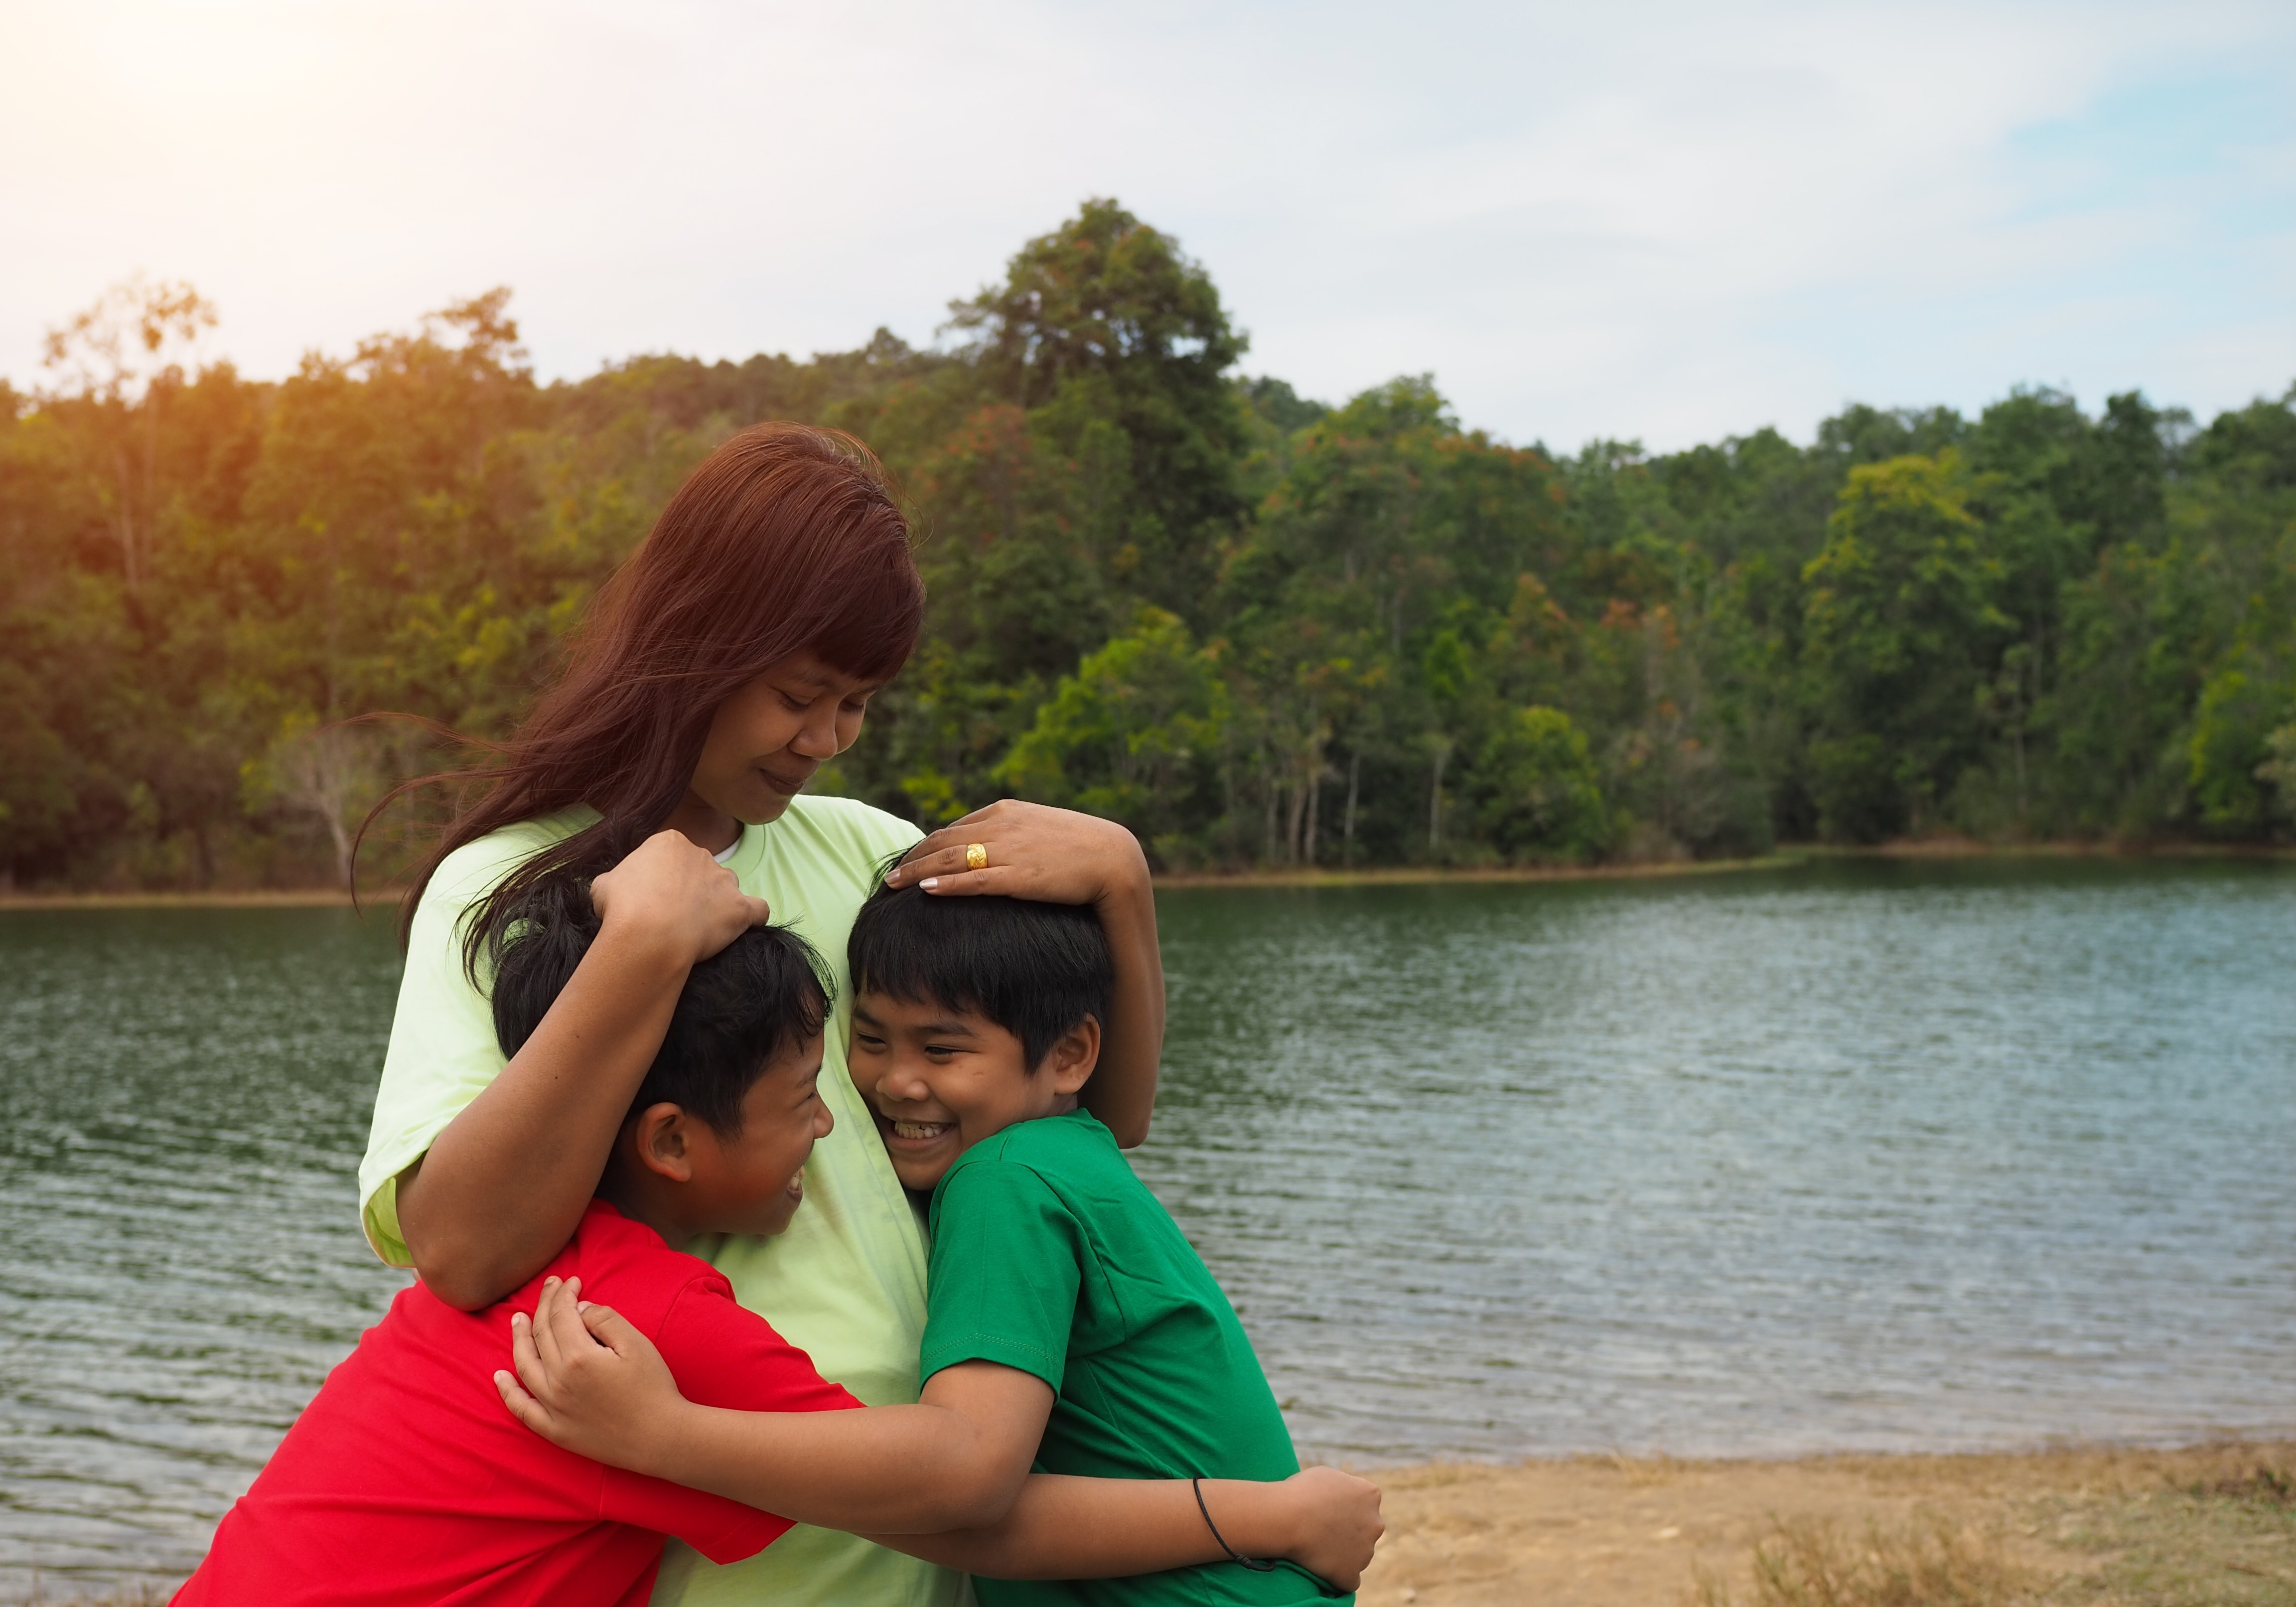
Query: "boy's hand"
1276 1466 1385 1591
493 1275 685 1474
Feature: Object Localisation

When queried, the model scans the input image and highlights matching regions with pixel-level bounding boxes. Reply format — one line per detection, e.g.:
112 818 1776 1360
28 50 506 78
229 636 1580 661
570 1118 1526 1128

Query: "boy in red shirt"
177 877 1377 1606
173 883 853 1607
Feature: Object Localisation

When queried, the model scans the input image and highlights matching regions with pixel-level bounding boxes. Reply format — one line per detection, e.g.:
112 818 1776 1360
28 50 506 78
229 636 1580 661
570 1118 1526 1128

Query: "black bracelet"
1192 1476 1280 1572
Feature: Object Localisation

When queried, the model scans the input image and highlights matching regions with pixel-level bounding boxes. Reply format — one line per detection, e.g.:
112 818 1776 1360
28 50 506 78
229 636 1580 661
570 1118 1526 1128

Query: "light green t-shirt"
357 796 961 1607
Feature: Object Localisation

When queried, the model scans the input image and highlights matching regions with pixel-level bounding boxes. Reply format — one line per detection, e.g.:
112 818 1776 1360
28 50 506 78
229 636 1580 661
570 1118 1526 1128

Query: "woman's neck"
662 791 741 856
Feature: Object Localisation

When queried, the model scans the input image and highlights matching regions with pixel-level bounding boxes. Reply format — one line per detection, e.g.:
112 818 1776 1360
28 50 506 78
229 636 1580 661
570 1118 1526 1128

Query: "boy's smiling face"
614 1033 834 1243
688 1036 834 1236
850 992 1098 1193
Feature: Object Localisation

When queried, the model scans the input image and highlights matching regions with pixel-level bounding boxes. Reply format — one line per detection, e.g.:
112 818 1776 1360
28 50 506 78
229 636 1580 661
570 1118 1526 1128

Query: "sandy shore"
1355 1441 2296 1606
20 1442 2293 1606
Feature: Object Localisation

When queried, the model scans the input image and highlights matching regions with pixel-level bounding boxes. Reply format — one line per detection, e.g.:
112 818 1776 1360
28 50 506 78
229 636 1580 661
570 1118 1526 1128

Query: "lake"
4 858 2294 1590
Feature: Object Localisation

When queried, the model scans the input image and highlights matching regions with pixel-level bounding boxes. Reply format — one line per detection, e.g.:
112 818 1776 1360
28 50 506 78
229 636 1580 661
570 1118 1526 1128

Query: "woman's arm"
1083 875 1165 1148
887 801 1164 1146
871 1468 1385 1591
398 833 770 1310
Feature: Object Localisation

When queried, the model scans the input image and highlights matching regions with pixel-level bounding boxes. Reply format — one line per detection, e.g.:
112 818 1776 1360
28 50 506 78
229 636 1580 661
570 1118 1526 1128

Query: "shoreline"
1149 853 1798 889
0 887 371 910
18 1439 2293 1605
1348 1438 2296 1605
5 839 2292 909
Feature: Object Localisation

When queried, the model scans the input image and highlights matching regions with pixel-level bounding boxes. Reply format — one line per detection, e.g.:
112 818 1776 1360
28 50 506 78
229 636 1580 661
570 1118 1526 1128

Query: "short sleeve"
598 1275 864 1564
356 830 539 1265
919 1161 1084 1391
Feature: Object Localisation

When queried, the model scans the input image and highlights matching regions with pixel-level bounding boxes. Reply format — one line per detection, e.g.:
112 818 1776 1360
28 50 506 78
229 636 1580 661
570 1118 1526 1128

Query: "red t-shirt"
173 1201 860 1607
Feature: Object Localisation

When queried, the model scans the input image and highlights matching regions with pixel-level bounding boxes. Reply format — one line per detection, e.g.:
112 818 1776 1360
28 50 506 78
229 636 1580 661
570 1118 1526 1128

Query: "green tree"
948 198 1248 623
1472 706 1612 862
995 609 1229 865
39 275 219 592
1801 452 2010 840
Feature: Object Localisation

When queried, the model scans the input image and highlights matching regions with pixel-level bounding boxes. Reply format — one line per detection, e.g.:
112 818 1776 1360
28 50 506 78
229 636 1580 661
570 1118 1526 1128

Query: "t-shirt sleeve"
918 1160 1084 1391
598 1274 863 1565
356 834 534 1266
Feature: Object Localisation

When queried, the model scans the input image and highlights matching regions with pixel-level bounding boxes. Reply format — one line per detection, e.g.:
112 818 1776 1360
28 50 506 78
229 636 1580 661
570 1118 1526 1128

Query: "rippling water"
4 859 2295 1588
0 907 410 1591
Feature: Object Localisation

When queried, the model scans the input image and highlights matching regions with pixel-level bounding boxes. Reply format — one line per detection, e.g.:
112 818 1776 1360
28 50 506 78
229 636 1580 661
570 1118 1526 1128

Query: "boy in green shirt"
506 878 1370 1604
846 881 1345 1605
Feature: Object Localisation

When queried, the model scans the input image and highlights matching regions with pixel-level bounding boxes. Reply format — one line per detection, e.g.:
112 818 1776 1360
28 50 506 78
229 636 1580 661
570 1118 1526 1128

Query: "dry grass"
1690 1515 2040 1607
1355 1441 2296 1607
2048 1448 2296 1606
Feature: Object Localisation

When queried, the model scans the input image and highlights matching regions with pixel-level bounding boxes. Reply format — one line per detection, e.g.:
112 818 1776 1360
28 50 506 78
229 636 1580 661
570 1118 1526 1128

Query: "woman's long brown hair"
365 423 923 976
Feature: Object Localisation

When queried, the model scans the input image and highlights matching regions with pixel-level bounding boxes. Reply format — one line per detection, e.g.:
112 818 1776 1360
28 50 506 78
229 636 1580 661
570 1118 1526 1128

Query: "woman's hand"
494 1276 685 1475
887 800 1148 908
1271 1465 1386 1590
590 829 773 967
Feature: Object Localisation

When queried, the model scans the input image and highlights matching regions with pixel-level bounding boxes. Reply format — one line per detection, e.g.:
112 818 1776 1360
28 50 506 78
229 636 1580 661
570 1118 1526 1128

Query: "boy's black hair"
488 875 830 1136
848 865 1113 1071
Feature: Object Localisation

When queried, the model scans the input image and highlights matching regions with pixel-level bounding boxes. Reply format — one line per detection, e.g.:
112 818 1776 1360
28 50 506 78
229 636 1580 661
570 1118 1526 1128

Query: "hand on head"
886 800 1148 906
590 830 773 967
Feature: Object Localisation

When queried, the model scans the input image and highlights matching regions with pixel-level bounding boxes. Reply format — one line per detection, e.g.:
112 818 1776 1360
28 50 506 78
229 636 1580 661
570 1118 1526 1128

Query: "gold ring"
965 842 989 871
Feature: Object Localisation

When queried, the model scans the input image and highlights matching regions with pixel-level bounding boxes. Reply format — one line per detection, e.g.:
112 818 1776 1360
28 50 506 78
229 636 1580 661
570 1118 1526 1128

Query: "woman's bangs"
811 538 925 686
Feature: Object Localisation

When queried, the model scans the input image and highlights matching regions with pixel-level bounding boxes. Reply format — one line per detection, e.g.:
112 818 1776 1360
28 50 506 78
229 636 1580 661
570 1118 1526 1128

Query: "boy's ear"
630 1102 698 1183
1042 1016 1101 1098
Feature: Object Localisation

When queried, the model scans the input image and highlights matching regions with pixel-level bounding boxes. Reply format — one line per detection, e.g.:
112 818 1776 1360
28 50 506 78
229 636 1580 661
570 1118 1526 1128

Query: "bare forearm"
1079 877 1163 1147
871 1475 1291 1579
643 1402 1024 1532
400 921 688 1309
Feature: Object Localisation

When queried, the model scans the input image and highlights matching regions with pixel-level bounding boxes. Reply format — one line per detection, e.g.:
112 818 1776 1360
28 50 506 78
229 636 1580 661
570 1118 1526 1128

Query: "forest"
4 199 2295 890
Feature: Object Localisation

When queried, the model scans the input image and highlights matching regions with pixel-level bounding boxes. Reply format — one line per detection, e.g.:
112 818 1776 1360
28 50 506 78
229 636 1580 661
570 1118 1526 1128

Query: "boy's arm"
499 1279 1050 1531
498 1278 1385 1585
866 1467 1386 1591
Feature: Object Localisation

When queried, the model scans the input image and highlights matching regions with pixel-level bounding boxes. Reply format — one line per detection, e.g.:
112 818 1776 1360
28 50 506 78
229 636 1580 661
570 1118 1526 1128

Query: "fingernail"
920 877 938 890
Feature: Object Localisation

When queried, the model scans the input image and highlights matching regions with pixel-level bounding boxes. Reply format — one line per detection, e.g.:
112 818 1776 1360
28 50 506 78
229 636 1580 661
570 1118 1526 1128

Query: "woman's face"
688 651 880 827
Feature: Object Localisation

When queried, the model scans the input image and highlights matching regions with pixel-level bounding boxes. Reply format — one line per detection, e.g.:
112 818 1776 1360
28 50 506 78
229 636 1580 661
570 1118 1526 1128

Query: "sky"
2 0 2291 452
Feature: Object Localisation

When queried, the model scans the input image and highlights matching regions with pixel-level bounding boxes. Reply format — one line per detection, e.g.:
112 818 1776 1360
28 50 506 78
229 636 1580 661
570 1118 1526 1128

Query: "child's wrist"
1197 1478 1292 1562
1268 1475 1315 1561
622 1400 699 1480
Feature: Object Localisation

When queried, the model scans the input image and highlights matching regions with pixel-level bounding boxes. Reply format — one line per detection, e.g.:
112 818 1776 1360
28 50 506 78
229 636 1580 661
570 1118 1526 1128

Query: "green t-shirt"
357 797 963 1607
921 1111 1347 1607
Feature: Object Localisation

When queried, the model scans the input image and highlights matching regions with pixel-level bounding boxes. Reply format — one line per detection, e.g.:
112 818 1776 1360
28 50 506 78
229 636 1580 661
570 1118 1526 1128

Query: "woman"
359 424 1167 1607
